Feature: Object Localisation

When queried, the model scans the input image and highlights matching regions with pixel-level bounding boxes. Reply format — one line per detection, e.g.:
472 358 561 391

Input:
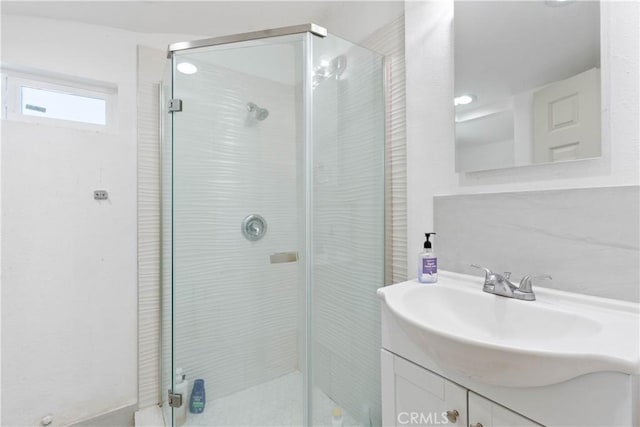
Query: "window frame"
1 68 117 132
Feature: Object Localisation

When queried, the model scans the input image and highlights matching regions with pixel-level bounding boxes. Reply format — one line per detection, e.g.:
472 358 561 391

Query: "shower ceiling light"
454 94 476 106
177 62 198 75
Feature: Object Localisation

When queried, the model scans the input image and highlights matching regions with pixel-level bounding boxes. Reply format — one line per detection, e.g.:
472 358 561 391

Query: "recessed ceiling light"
177 62 198 75
454 94 476 106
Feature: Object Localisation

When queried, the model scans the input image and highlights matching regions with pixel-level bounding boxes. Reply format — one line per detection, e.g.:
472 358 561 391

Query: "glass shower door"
163 27 385 427
310 35 385 427
169 35 306 427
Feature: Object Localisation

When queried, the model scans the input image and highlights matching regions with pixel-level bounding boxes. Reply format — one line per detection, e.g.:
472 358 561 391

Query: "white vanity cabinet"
381 350 467 426
467 392 541 427
382 350 542 427
379 276 639 427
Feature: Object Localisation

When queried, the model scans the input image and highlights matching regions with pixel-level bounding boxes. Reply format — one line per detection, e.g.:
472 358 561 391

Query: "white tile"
136 405 165 427
169 372 361 427
434 186 640 302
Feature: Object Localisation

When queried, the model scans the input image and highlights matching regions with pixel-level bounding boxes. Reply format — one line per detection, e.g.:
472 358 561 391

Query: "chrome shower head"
333 55 347 77
247 102 269 121
312 55 348 89
255 107 269 121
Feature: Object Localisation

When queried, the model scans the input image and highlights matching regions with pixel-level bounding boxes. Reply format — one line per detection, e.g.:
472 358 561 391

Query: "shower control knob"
446 409 459 423
470 423 483 427
241 214 267 241
246 102 269 121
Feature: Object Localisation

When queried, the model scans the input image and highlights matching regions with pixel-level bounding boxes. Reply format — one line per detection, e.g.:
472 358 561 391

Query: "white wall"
405 0 639 278
0 15 200 426
1 15 137 427
319 1 404 43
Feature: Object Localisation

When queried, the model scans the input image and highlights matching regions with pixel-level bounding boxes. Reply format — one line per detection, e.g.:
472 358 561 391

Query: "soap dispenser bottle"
418 233 437 283
174 368 188 426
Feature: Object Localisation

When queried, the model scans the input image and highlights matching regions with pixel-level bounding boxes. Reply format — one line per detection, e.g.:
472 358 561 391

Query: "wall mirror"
454 0 601 173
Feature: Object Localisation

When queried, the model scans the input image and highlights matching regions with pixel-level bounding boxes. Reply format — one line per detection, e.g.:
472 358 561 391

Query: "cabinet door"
468 392 543 427
381 350 467 426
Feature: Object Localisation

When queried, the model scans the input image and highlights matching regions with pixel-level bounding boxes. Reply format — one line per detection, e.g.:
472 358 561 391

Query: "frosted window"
21 86 107 125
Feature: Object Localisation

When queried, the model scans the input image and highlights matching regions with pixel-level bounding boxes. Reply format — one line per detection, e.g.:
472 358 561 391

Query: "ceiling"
0 1 341 37
1 1 403 88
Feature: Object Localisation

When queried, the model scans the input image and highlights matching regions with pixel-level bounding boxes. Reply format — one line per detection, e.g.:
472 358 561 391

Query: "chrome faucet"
471 265 552 301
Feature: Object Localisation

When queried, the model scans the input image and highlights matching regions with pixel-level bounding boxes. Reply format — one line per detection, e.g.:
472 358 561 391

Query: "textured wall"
435 186 640 302
137 45 164 409
170 53 300 399
361 15 408 285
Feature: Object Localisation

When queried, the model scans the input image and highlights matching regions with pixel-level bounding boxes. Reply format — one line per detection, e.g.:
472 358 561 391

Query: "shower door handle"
270 252 298 264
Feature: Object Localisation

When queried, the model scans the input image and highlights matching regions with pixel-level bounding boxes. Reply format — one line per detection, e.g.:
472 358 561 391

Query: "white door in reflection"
533 67 601 163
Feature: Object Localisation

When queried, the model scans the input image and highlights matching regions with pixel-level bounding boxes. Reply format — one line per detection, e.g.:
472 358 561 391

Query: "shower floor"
168 371 360 427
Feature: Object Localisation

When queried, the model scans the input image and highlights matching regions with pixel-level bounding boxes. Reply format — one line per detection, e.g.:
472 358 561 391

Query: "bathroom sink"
378 272 640 387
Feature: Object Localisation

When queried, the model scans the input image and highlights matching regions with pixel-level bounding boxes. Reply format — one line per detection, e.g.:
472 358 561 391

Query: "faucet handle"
519 274 552 293
471 264 495 285
471 264 493 276
503 271 512 280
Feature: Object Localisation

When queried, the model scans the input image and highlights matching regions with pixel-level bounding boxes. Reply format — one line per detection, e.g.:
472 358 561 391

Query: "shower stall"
161 24 385 426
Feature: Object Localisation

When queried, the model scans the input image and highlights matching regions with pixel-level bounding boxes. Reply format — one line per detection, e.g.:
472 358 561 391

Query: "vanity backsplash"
434 186 639 302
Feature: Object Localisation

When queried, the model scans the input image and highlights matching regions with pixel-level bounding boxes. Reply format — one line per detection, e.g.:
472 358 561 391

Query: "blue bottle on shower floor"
189 379 206 414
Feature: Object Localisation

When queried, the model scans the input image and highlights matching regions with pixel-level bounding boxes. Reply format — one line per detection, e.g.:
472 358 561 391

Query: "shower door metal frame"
167 23 327 57
164 23 326 427
301 31 315 427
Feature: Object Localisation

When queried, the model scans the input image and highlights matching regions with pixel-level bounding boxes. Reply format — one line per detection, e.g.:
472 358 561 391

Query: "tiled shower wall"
363 15 407 285
137 46 164 408
434 186 640 302
169 57 300 399
311 37 385 425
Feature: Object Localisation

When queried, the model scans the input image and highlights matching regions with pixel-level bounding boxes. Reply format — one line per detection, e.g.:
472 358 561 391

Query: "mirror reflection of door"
533 68 601 163
454 0 601 173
